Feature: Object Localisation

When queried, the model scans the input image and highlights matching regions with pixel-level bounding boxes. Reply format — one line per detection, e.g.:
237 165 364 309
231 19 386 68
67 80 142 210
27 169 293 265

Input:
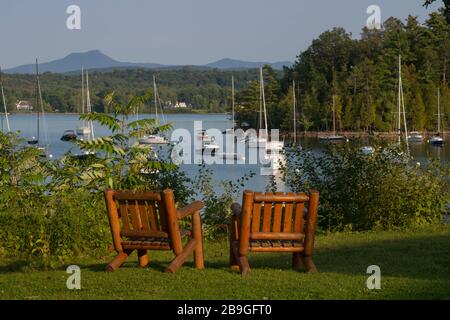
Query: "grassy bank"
1 225 449 300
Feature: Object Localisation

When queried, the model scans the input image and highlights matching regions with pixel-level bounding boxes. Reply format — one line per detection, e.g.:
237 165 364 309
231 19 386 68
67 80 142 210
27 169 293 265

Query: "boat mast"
333 95 336 136
437 88 441 134
0 66 11 133
232 75 235 131
293 80 297 145
260 67 268 137
86 69 94 140
398 55 403 143
398 54 409 152
81 66 84 114
258 71 262 134
153 75 158 126
35 59 40 142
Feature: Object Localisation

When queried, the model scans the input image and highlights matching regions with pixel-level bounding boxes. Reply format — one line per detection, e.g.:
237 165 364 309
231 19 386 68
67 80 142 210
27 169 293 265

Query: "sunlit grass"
1 225 449 300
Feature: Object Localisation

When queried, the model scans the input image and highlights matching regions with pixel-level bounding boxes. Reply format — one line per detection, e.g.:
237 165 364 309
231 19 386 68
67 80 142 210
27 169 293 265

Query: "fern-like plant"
75 91 174 190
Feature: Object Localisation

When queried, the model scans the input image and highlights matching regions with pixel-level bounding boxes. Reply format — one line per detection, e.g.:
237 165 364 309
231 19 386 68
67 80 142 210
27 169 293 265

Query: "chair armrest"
177 201 204 219
231 203 242 217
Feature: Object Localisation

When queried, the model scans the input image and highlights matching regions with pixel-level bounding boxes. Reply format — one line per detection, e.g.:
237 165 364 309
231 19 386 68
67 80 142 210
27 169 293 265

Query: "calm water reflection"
3 113 449 194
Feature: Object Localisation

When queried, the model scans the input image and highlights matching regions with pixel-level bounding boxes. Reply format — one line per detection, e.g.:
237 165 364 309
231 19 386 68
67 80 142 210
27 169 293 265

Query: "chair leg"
192 212 205 270
231 242 251 275
292 252 303 270
138 250 149 268
165 239 197 274
302 256 318 273
106 249 133 272
238 255 251 276
230 240 239 270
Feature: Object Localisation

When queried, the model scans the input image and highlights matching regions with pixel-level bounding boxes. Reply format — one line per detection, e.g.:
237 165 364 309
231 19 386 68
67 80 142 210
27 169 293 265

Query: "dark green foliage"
282 141 449 231
0 132 110 265
424 0 450 23
1 68 262 114
277 11 449 133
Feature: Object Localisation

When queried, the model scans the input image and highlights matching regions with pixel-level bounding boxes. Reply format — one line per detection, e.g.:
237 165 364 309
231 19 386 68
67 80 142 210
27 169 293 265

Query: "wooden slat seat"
104 189 205 273
229 190 319 275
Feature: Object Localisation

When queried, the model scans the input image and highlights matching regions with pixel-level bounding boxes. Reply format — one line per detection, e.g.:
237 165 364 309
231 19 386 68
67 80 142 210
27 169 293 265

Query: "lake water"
2 113 449 194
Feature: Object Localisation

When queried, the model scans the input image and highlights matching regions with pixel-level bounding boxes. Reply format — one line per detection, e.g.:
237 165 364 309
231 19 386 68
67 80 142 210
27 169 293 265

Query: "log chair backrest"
105 190 177 245
238 190 319 254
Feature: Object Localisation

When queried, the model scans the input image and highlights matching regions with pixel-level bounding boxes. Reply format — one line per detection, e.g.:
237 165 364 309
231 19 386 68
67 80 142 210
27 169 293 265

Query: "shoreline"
3 113 448 137
280 131 450 138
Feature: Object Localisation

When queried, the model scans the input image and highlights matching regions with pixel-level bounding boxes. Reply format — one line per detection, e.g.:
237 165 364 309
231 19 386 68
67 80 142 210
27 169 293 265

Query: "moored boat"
407 131 424 143
61 130 77 141
428 88 444 147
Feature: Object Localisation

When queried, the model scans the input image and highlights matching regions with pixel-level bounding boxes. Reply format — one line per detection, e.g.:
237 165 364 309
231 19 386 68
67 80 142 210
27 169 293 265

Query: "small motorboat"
61 130 77 142
139 134 169 145
361 146 375 155
266 140 284 151
407 132 424 143
248 136 267 148
429 135 444 146
197 130 214 142
202 140 220 154
76 126 92 136
262 152 286 171
27 137 39 145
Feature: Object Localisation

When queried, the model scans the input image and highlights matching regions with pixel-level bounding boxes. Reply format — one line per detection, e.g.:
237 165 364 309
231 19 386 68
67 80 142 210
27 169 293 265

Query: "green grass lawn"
1 225 449 300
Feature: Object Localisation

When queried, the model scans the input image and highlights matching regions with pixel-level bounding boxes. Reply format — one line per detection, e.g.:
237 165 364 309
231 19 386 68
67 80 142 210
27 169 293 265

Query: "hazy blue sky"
0 0 441 68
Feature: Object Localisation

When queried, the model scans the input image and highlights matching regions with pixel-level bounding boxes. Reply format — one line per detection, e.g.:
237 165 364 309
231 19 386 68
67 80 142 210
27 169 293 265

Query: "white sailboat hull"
139 135 169 145
76 126 92 136
429 136 444 146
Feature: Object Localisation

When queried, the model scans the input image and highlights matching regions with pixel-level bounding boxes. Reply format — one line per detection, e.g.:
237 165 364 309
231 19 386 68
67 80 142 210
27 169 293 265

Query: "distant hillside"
205 58 292 70
4 50 168 74
4 50 292 74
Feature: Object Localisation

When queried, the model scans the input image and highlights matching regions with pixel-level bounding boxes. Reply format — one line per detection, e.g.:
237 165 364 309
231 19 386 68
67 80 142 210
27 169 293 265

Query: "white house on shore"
173 102 188 108
16 100 33 111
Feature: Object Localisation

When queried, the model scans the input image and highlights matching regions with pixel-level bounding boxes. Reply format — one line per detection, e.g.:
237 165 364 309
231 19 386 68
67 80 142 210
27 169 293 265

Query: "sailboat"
252 67 285 171
429 88 444 146
139 75 169 145
248 67 269 148
396 54 410 155
28 59 51 158
0 66 11 133
76 66 92 137
248 67 284 151
217 75 245 161
74 69 97 158
286 80 301 150
319 95 345 142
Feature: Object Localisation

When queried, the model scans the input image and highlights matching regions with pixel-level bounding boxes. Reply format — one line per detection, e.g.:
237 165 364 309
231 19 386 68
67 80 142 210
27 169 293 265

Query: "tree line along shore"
1 11 449 134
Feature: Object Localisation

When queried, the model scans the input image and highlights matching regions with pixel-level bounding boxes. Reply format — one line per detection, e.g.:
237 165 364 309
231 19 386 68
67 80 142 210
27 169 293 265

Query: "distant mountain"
4 50 168 74
205 58 292 70
4 50 292 74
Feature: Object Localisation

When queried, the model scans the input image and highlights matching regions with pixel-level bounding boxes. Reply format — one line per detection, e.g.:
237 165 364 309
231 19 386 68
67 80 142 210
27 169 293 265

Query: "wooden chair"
229 190 319 275
104 189 205 273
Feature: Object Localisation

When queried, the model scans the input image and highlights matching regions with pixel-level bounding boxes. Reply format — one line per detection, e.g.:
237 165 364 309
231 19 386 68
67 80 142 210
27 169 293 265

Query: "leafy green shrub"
0 188 110 265
281 141 449 231
0 91 190 265
191 165 255 239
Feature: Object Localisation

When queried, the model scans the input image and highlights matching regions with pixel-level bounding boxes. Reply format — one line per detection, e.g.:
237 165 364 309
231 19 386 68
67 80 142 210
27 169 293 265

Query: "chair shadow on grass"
244 234 450 280
2 234 449 281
